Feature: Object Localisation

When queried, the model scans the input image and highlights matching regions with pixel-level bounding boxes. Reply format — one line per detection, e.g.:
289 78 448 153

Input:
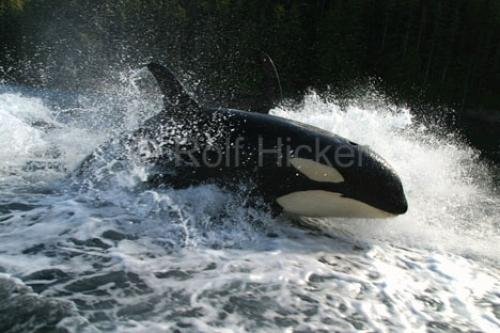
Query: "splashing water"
273 93 500 258
0 83 498 332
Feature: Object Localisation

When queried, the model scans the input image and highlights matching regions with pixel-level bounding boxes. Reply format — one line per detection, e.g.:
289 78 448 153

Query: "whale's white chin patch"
276 191 395 218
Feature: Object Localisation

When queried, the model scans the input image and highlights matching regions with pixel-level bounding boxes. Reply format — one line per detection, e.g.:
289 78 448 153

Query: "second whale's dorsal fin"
147 63 200 110
259 51 283 113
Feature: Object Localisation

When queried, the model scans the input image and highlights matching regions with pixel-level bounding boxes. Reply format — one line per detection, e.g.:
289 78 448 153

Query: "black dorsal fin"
259 51 283 113
147 63 199 110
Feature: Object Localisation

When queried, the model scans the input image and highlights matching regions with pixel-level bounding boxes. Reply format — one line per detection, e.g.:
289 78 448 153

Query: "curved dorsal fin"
147 63 199 110
259 51 283 113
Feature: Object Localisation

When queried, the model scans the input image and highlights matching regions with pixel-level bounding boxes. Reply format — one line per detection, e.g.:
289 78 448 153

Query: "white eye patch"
290 158 344 183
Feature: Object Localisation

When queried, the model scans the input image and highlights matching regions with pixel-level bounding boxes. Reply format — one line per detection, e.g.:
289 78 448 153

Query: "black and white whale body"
78 63 408 218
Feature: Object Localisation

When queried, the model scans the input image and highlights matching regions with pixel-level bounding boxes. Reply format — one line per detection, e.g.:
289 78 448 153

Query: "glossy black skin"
135 104 408 215
78 63 408 216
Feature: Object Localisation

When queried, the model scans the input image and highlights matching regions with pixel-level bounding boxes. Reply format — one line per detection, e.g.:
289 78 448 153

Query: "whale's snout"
343 145 409 217
276 142 408 219
388 185 408 215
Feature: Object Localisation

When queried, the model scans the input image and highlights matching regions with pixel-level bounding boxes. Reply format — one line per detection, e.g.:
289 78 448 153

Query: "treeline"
1 0 499 112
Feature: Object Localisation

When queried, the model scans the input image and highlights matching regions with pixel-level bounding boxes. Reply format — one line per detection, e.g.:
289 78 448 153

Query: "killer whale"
78 62 408 218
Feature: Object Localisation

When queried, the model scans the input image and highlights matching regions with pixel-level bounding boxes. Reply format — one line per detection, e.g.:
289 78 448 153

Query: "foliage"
0 0 499 112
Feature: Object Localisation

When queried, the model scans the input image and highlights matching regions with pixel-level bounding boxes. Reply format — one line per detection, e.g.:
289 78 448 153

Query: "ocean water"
0 82 498 333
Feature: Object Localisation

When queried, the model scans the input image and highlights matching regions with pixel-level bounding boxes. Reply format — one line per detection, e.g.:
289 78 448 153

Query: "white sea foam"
0 87 498 332
273 93 500 258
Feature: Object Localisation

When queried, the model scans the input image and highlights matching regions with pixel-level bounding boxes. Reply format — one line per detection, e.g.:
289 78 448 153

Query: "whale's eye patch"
348 141 358 146
289 158 344 183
